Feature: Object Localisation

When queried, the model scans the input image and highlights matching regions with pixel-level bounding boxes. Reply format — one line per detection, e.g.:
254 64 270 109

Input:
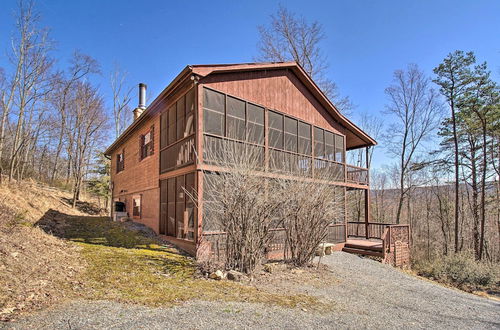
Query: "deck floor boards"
345 238 383 249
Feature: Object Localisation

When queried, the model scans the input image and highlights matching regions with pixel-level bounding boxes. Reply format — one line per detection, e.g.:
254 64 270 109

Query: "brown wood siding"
110 113 161 232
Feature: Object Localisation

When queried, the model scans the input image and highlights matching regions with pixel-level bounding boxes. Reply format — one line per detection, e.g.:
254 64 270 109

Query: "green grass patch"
61 216 328 310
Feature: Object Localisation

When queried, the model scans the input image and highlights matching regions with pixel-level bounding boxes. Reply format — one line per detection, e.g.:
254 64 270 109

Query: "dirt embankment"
0 180 105 321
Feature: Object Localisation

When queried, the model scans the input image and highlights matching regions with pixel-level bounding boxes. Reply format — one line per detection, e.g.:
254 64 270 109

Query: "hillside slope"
0 180 104 321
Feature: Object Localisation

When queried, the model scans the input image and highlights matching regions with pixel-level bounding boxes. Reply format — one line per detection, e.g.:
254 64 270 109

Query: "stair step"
344 243 383 252
342 247 384 257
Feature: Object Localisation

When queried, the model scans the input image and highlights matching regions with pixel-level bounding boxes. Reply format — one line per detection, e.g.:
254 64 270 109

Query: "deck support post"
364 146 370 239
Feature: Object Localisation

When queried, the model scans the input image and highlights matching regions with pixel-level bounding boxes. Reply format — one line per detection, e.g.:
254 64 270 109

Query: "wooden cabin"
105 62 410 267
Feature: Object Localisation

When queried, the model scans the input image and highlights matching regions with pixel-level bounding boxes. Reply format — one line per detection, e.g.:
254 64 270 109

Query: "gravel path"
4 252 499 329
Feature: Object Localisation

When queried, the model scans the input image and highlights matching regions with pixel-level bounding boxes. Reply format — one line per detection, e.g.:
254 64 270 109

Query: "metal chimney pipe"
138 83 147 109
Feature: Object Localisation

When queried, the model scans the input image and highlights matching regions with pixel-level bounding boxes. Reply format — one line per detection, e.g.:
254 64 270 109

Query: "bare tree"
256 6 352 113
384 64 442 223
67 81 107 207
49 51 99 183
110 64 133 138
7 1 54 181
1 0 51 181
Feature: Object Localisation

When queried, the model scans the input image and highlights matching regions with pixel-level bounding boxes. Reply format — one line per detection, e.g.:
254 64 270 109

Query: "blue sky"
1 0 499 171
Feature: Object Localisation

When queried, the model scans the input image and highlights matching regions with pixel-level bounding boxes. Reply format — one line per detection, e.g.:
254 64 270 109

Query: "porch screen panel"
160 112 168 149
284 117 298 153
334 186 346 224
203 89 225 136
335 135 345 163
185 173 196 241
226 96 245 140
325 131 334 161
167 105 176 145
159 179 168 235
298 122 311 155
268 111 283 149
269 149 282 172
202 172 219 232
247 103 264 144
201 87 349 183
314 127 325 159
160 136 195 173
167 178 176 236
176 96 186 140
176 175 185 238
185 88 195 136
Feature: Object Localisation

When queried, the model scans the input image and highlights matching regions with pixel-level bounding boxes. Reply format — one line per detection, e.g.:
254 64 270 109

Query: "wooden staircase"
342 239 384 258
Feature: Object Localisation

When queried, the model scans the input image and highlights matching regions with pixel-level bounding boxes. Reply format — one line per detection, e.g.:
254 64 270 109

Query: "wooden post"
364 146 370 239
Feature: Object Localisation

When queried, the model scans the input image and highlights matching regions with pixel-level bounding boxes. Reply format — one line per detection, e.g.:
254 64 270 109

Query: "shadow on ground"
35 209 191 275
36 209 175 252
60 197 104 215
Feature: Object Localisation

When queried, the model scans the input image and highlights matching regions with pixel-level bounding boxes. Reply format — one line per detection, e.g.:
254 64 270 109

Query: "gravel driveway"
4 252 499 329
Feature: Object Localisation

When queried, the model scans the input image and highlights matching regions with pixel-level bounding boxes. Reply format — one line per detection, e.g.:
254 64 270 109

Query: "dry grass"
0 181 90 321
0 179 105 222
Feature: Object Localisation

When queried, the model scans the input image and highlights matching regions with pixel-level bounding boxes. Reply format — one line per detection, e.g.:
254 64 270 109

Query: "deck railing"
201 223 347 261
346 164 369 185
347 221 411 267
347 221 393 239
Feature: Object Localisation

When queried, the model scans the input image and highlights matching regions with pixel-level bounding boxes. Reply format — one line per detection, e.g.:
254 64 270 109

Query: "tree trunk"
478 121 488 260
450 99 460 254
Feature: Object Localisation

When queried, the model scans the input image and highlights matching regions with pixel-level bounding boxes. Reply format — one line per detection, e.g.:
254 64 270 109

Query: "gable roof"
105 61 376 155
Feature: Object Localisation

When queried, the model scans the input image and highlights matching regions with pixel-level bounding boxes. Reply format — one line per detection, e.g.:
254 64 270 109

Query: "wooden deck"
346 238 383 249
343 238 384 257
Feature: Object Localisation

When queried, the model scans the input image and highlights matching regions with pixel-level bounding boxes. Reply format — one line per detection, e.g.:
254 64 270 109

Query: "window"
140 126 154 160
116 150 124 173
132 195 141 217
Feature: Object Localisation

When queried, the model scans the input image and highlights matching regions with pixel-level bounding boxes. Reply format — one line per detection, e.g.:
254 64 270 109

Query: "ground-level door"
159 172 196 241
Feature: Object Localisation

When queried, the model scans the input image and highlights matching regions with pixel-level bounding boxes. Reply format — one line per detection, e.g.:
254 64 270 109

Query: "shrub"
276 178 344 267
201 140 280 274
414 253 499 290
